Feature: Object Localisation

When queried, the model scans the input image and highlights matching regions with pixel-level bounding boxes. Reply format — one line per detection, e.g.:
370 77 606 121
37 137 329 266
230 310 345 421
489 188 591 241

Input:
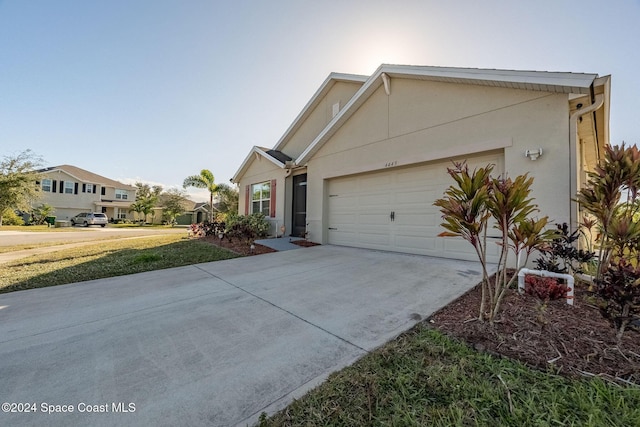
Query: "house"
36 165 137 221
149 200 212 225
232 64 610 262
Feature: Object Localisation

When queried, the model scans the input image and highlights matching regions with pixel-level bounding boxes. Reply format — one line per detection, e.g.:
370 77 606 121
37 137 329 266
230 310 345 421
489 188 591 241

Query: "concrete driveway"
0 245 485 426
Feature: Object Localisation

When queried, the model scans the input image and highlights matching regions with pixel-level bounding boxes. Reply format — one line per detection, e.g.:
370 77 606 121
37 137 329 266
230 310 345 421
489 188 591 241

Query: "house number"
384 161 397 168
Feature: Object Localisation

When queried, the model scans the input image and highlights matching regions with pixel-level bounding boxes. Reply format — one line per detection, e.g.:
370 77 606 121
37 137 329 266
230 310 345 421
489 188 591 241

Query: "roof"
231 146 291 183
272 72 368 152
38 164 136 190
295 64 603 164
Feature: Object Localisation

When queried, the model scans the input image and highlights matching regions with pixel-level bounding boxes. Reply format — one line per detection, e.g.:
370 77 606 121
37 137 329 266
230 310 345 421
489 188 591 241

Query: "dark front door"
292 174 307 237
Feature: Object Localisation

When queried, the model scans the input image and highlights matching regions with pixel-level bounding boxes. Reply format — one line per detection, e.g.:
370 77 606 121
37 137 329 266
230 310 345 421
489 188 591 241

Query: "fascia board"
295 65 600 165
231 146 285 183
273 72 368 152
296 68 386 165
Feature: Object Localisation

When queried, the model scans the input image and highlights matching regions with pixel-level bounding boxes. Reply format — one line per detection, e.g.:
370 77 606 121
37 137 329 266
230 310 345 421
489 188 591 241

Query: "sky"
1 0 639 202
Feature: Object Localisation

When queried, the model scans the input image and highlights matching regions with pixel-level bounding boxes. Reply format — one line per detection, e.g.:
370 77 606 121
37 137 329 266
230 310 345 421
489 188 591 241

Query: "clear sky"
1 0 639 202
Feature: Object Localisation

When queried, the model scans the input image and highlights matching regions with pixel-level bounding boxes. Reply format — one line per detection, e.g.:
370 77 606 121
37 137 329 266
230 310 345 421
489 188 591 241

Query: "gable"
296 65 603 165
276 81 362 158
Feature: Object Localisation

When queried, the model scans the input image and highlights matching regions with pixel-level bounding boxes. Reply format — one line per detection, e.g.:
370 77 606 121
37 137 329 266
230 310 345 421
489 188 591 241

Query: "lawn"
261 325 640 426
0 234 239 293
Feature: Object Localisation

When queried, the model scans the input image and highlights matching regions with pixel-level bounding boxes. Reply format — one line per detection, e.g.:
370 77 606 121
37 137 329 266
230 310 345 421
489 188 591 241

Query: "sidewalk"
255 236 304 251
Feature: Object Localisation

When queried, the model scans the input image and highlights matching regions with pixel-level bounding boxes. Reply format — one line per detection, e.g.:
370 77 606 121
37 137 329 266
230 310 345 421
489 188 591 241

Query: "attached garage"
327 151 503 262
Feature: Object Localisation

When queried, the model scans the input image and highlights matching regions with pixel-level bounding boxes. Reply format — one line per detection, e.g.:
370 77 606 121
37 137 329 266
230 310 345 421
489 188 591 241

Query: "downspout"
568 92 604 232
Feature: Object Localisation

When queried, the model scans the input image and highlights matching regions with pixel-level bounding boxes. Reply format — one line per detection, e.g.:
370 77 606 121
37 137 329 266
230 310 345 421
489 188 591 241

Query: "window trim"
41 179 52 192
115 189 128 200
64 181 74 194
251 181 271 217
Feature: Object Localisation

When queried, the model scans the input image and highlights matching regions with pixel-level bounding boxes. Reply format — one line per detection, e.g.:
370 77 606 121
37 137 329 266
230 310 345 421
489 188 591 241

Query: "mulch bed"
429 281 640 386
198 235 276 256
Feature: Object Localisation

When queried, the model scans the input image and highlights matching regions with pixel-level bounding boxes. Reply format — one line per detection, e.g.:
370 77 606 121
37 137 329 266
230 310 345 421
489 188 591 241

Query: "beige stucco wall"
279 81 363 158
38 171 102 220
237 156 287 236
38 170 135 221
304 78 572 244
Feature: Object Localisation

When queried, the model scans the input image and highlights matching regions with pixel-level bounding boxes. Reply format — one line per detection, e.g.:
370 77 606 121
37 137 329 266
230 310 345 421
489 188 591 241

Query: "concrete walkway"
0 245 487 427
255 237 304 251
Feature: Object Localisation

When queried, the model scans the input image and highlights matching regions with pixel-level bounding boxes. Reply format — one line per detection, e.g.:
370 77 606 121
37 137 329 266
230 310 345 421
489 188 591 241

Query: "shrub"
596 258 640 342
226 213 270 240
577 143 640 341
534 222 595 275
434 161 555 323
2 209 24 226
525 275 568 301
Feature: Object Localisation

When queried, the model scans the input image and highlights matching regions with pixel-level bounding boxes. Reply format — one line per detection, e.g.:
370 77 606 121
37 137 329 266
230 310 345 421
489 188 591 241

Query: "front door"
292 174 307 237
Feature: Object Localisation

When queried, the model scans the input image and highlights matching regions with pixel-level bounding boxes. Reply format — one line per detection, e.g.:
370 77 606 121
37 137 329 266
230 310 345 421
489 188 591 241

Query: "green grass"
262 325 640 426
0 235 238 293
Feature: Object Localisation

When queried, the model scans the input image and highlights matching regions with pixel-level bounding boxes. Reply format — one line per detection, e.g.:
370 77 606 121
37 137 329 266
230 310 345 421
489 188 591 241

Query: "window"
115 189 128 200
251 182 270 216
64 181 74 194
86 184 93 193
42 179 52 192
115 208 127 219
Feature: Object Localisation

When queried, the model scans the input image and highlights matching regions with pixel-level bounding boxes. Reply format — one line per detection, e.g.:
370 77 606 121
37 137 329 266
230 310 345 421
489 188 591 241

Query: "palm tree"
183 169 217 222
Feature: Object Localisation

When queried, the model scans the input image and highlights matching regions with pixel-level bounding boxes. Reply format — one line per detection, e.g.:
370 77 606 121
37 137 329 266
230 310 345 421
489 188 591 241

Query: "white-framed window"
86 184 93 193
115 189 128 200
251 181 270 216
64 181 74 194
116 208 127 219
41 179 52 192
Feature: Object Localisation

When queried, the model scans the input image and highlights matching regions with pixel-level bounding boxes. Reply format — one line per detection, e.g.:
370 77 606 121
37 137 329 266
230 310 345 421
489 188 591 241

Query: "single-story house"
148 201 212 225
36 165 137 221
232 64 610 262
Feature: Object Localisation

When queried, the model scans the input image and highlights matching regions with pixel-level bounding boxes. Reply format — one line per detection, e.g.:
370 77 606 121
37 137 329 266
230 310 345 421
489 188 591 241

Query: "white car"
70 212 108 227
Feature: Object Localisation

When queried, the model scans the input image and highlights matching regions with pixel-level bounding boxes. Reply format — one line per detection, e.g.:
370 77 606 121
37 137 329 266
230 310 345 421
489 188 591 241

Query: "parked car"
70 212 108 227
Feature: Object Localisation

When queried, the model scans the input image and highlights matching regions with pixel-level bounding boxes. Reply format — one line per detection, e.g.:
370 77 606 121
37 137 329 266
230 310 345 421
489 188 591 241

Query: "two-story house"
36 165 137 222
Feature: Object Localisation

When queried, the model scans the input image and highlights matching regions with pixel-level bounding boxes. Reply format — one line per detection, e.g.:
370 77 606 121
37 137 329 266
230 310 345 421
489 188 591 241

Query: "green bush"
2 209 25 226
225 213 270 241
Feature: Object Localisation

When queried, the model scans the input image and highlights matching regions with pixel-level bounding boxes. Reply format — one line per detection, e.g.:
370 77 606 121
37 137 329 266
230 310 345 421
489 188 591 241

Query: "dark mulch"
198 236 276 256
291 240 321 247
430 281 640 385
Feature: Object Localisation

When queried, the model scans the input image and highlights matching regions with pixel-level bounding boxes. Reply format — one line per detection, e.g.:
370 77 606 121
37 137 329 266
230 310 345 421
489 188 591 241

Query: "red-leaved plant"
524 275 568 301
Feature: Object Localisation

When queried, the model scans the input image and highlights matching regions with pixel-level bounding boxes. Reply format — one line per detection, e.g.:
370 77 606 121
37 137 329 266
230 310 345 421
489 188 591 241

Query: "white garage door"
327 152 503 262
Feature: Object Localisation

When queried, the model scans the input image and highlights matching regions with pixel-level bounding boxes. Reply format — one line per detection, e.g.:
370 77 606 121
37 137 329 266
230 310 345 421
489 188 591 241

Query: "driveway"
0 245 485 426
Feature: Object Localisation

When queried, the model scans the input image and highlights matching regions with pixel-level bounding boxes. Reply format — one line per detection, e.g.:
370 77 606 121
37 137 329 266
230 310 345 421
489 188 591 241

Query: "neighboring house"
149 200 212 225
36 165 137 221
232 64 610 263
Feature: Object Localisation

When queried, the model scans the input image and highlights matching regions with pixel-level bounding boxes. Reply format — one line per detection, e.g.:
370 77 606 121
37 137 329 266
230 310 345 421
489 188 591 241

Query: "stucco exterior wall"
304 78 571 244
38 171 102 219
279 81 363 158
237 157 287 236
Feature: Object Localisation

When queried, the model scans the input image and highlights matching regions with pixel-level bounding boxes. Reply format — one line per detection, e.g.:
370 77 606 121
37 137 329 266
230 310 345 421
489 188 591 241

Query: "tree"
161 188 189 226
130 182 162 224
0 150 42 227
183 169 217 222
31 203 55 225
215 183 239 216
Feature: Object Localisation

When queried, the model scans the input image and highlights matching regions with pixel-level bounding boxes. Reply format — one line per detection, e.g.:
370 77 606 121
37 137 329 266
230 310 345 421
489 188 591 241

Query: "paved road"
0 227 186 247
0 245 487 426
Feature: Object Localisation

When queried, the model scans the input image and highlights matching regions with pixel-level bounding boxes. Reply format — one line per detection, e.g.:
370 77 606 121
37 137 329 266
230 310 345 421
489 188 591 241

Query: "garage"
327 151 503 262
